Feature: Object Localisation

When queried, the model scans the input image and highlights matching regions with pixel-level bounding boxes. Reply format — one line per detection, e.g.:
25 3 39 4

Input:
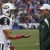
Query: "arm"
3 29 30 40
1 17 30 40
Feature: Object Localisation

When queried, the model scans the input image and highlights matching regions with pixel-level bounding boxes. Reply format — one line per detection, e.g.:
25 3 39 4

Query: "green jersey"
39 12 50 50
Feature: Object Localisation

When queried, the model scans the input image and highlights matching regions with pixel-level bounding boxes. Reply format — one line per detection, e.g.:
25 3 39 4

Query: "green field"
11 29 40 50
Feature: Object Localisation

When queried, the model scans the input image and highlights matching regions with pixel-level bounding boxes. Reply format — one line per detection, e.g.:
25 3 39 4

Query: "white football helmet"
2 3 16 16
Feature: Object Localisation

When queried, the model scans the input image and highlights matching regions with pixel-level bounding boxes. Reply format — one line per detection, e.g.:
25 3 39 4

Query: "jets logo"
42 25 44 28
3 5 9 9
4 18 7 25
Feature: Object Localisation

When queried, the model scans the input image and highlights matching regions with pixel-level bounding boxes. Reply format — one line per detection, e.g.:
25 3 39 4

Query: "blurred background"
1 0 50 29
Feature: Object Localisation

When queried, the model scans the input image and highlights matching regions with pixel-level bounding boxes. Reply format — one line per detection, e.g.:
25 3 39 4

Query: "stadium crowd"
0 0 50 24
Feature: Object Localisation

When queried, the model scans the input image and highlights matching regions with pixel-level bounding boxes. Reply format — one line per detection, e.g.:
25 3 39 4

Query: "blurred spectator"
0 2 2 15
15 11 23 23
1 0 50 24
40 0 47 5
47 0 50 4
5 0 12 3
0 0 4 15
7 0 12 3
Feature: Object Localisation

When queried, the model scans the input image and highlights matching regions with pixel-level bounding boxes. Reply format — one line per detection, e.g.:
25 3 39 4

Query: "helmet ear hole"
6 11 10 13
6 11 10 15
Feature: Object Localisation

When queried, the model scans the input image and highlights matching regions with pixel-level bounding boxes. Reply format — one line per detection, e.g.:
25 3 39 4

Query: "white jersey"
7 17 13 50
0 15 10 44
0 26 7 44
7 17 13 44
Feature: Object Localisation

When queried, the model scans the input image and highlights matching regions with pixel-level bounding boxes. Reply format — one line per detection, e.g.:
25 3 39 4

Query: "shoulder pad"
0 15 9 19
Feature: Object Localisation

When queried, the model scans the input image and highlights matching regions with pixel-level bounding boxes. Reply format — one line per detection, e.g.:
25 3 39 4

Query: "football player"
0 3 30 50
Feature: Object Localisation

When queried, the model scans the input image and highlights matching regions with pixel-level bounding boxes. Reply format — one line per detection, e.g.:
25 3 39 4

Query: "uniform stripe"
44 18 49 27
0 44 4 50
2 44 4 50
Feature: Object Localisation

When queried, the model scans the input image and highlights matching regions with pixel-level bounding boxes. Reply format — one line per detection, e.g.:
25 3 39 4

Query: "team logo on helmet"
3 5 9 9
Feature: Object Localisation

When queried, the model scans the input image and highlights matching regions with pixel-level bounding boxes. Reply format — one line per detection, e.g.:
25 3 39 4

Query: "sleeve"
0 17 10 30
47 16 50 33
44 16 50 47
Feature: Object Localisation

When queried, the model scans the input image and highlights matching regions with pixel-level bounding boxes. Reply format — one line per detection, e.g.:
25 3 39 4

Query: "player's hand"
21 34 31 38
9 45 15 50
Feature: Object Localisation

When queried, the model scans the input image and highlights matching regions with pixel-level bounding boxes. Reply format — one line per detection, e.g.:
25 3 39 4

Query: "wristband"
16 35 22 39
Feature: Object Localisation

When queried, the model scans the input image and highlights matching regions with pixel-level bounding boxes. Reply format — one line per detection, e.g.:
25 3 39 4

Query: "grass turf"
11 29 39 50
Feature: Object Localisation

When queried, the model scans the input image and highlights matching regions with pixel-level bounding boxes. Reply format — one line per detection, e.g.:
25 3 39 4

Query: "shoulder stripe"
44 18 49 27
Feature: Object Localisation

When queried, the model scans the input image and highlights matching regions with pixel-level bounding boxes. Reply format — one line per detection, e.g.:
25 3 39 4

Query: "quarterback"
0 3 30 50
